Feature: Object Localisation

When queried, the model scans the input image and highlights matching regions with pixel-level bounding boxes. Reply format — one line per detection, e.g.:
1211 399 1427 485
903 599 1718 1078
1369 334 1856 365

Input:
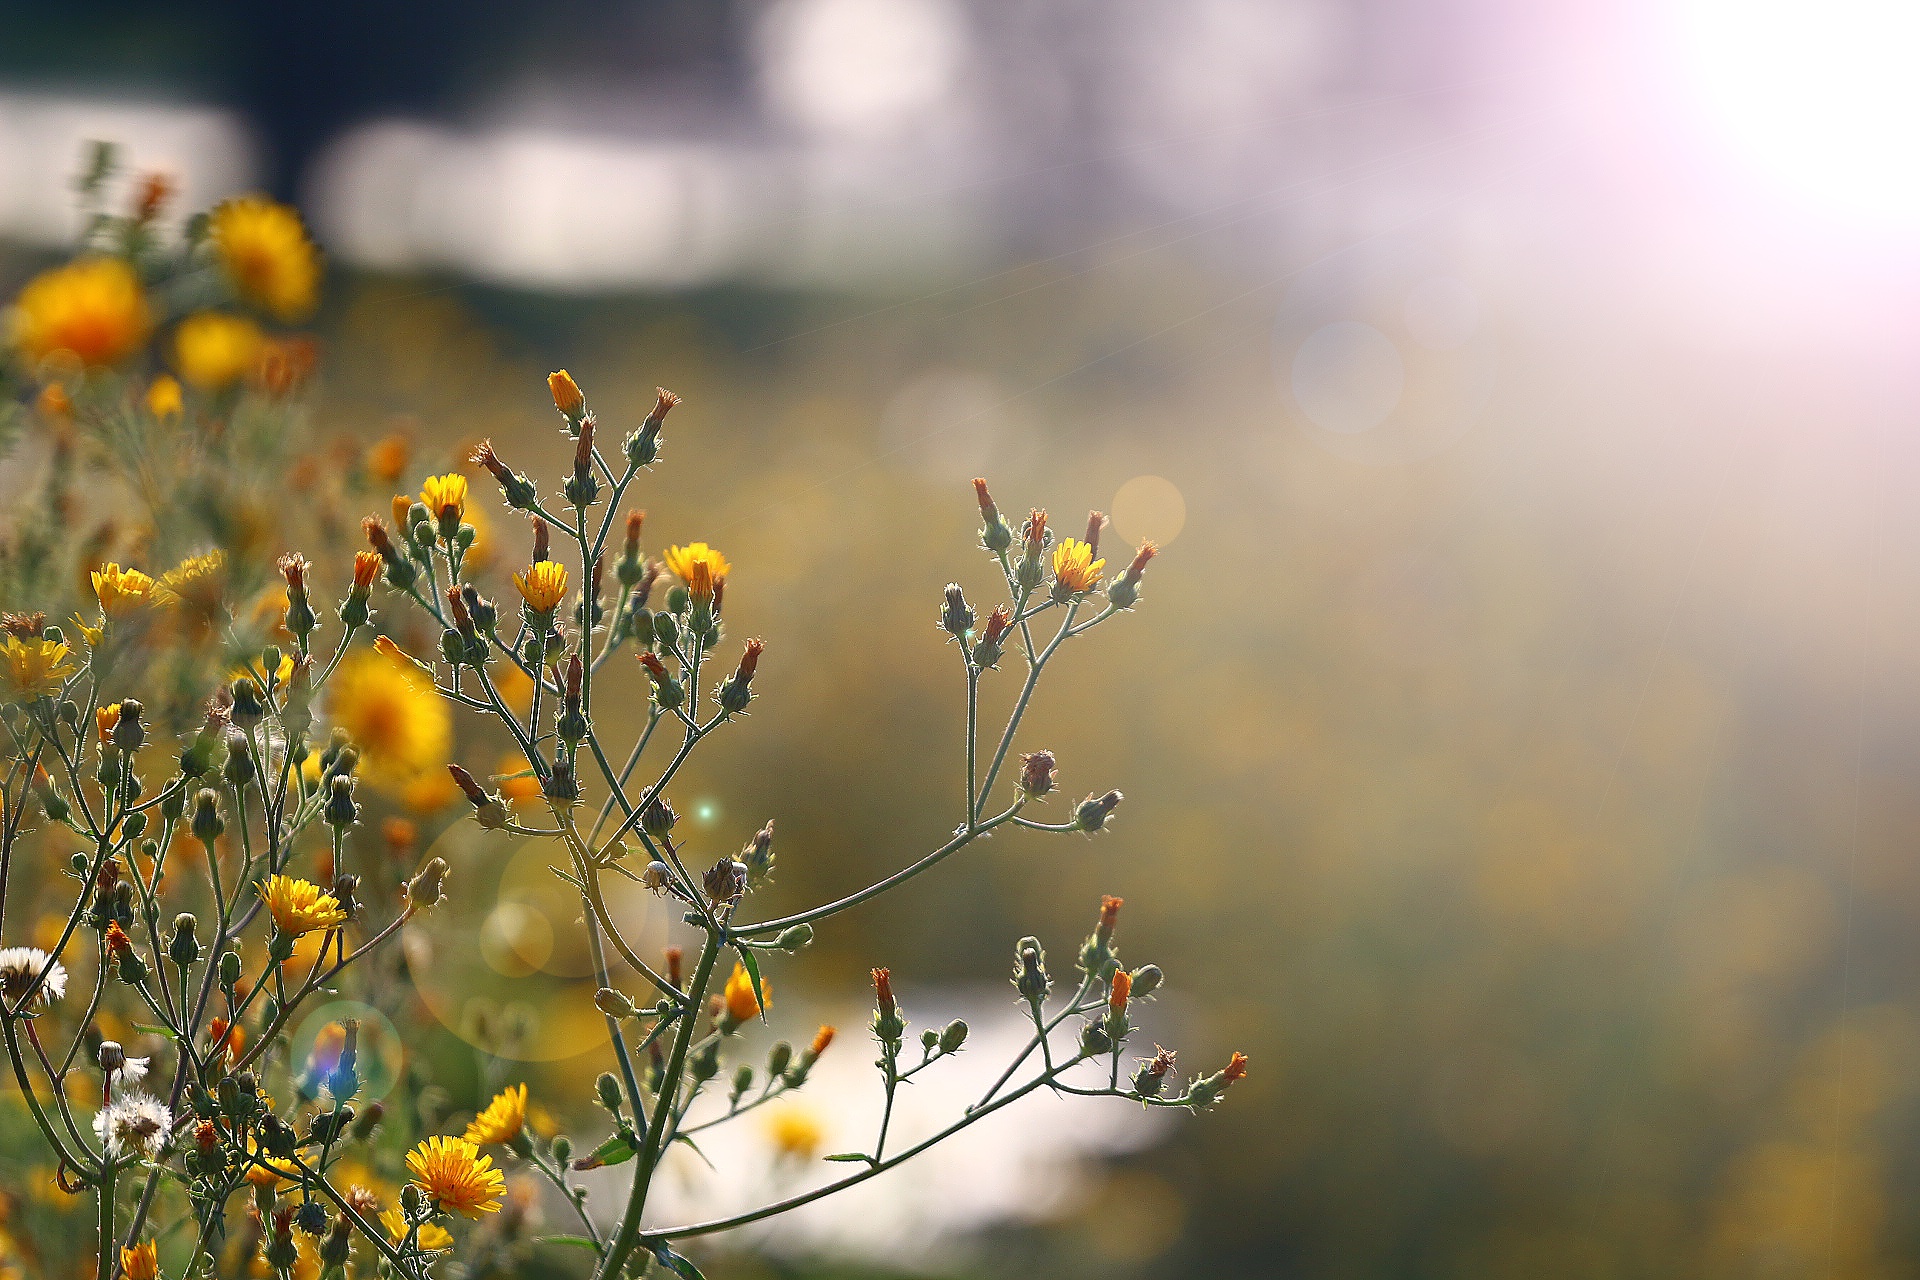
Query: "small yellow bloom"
210 196 321 321
512 561 569 613
154 550 227 606
242 1150 301 1187
0 636 75 697
119 1241 159 1280
172 311 264 390
261 875 347 937
420 473 468 523
663 542 730 604
328 645 452 796
145 374 183 421
763 1101 826 1161
7 257 152 367
91 563 158 617
97 703 120 743
381 1205 454 1251
723 963 766 1022
463 1082 527 1146
1050 538 1106 595
406 1135 506 1217
548 370 584 418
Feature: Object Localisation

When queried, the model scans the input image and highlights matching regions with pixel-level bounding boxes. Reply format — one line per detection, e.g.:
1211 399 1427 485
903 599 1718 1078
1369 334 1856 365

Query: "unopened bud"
406 857 449 910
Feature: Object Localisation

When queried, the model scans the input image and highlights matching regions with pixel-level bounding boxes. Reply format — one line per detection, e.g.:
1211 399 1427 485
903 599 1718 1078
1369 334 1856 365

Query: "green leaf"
732 944 769 1021
653 1246 708 1280
823 1152 874 1164
539 1235 600 1252
132 1023 180 1040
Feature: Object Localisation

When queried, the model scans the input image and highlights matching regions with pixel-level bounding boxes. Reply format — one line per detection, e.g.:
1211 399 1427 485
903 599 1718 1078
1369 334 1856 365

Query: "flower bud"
220 950 242 988
548 370 586 422
1080 1021 1111 1056
1109 541 1157 610
972 605 1011 669
1129 964 1163 999
717 638 763 715
639 652 684 709
974 479 1013 552
550 1135 573 1166
594 988 635 1020
230 677 265 729
767 1042 793 1078
939 1019 969 1054
191 789 224 843
641 795 677 837
321 1215 352 1267
1019 750 1056 799
99 1040 125 1073
776 924 813 953
1075 789 1123 833
702 859 746 907
168 914 200 968
940 584 973 639
1014 936 1050 1001
641 861 671 892
111 699 145 753
730 1063 755 1102
324 774 358 829
448 763 508 829
473 440 538 510
406 857 449 910
742 819 776 884
596 1072 624 1111
689 1039 720 1083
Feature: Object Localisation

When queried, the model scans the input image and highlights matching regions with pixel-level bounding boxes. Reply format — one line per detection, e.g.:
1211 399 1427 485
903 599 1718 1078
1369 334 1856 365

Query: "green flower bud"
939 1019 969 1054
190 789 224 844
596 1072 624 1112
767 1042 793 1078
776 924 813 953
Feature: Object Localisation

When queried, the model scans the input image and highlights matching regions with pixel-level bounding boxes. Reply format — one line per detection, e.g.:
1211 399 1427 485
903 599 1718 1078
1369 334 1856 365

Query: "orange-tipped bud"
639 652 670 682
811 1025 836 1056
737 638 763 683
446 585 471 631
872 967 895 1018
391 494 413 533
362 518 399 564
1124 542 1156 586
548 370 585 419
1023 509 1047 558
1108 968 1131 1019
105 922 132 956
665 946 684 990
981 605 1011 648
133 171 175 222
624 511 645 559
1221 1052 1249 1085
531 516 550 564
352 551 381 591
1098 894 1123 944
973 477 997 520
645 387 681 430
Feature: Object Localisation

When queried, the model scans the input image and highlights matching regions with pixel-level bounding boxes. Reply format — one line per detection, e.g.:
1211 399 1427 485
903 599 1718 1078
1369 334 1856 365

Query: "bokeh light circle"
1290 320 1405 435
1273 237 1500 464
403 821 675 1061
291 1001 405 1104
1110 476 1187 547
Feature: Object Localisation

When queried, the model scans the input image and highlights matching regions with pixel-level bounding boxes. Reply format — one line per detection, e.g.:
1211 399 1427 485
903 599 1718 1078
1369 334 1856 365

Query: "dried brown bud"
531 516 550 564
1019 750 1056 798
1084 510 1106 558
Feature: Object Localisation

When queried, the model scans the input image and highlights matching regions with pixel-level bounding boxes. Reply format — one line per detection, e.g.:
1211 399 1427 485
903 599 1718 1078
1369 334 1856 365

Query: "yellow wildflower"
547 370 584 418
96 703 120 743
91 563 158 617
380 1205 454 1251
1050 537 1105 596
209 196 321 321
763 1101 825 1161
511 561 568 612
462 1083 527 1147
663 542 730 604
325 646 452 795
0 636 75 697
723 963 766 1022
172 311 264 390
145 374 183 421
406 1135 506 1217
421 473 468 524
260 875 347 937
154 550 227 606
119 1241 159 1280
7 257 151 367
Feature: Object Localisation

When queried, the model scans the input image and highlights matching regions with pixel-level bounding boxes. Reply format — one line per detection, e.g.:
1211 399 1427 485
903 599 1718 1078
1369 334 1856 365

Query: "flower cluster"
0 169 1241 1280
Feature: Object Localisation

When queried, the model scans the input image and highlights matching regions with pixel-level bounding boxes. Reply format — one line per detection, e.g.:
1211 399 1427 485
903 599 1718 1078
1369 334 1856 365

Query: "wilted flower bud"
973 605 1012 669
641 795 677 837
940 583 973 639
321 1214 352 1266
717 638 762 715
449 763 508 829
1075 789 1123 833
1134 1045 1176 1099
473 440 538 510
99 1040 125 1073
742 819 776 884
703 858 746 908
595 988 635 1020
1014 936 1050 1001
406 857 450 910
641 861 671 893
1019 750 1056 799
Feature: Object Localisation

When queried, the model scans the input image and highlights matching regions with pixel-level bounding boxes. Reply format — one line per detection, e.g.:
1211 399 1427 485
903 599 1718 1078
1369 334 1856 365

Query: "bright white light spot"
694 800 720 827
1290 320 1404 435
757 0 969 140
1676 0 1920 223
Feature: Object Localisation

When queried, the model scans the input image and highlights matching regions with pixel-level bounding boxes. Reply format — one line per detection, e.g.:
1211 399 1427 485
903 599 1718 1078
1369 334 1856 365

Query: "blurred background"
5 0 1920 1276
